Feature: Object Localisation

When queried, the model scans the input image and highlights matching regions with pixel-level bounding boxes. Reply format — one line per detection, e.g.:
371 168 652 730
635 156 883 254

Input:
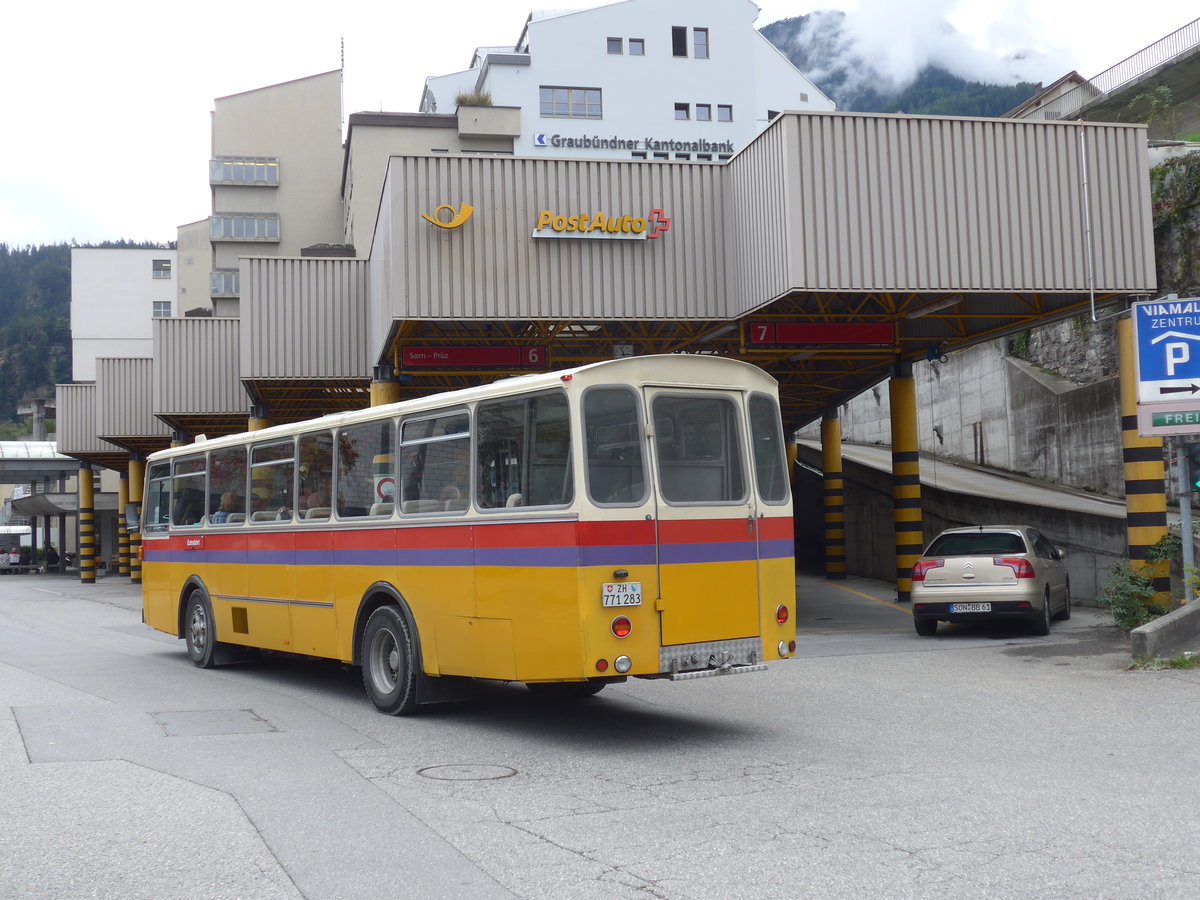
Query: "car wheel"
1054 582 1072 620
184 589 219 668
361 606 419 716
1030 590 1052 636
914 617 938 636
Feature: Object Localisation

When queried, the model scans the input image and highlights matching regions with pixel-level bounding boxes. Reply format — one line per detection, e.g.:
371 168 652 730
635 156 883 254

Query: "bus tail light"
776 604 789 624
778 641 789 657
595 658 609 672
611 616 632 638
614 656 632 673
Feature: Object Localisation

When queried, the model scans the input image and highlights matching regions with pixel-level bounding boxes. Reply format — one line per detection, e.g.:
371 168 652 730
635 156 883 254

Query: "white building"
69 248 177 382
420 0 834 162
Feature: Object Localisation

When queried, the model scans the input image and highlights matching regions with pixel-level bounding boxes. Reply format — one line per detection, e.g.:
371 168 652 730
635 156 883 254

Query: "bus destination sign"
747 321 895 347
401 345 547 369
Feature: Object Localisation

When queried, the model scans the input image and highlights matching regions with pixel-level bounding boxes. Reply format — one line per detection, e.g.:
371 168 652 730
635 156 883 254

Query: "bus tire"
361 606 419 715
184 589 219 669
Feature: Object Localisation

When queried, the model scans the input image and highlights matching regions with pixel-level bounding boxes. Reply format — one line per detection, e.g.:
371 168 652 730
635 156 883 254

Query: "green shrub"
1096 561 1170 632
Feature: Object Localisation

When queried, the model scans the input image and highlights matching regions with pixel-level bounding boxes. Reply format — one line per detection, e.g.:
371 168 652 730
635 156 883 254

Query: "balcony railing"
1021 17 1200 120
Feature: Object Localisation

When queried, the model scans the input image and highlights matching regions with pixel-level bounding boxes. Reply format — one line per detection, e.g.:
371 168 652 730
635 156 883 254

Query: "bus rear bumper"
659 636 762 678
668 663 768 681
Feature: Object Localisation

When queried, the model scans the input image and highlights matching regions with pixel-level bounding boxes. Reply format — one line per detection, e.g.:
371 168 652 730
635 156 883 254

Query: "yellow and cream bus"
140 355 796 714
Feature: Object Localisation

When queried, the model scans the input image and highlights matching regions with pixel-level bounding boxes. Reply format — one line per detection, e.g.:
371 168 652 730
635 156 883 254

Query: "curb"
1131 599 1200 659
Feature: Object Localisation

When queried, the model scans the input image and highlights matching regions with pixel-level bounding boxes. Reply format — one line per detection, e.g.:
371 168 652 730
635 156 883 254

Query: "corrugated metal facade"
367 112 1154 330
152 318 245 415
371 154 728 322
755 112 1154 294
95 359 170 441
54 383 123 456
241 258 371 379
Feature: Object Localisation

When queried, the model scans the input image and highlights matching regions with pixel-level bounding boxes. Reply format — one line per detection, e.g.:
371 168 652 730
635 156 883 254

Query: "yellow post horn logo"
421 203 475 229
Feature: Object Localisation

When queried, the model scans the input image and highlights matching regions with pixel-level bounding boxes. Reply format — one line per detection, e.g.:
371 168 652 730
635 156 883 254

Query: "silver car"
911 525 1070 636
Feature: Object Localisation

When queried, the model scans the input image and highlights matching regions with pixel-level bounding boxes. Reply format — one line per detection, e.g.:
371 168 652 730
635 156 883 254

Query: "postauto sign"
532 208 671 241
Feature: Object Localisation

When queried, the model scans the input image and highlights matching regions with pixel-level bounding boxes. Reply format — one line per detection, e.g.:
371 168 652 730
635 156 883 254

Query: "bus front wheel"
361 606 418 715
184 590 218 668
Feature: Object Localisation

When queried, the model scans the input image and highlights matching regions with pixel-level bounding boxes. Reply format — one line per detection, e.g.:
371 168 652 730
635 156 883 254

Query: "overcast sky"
2 0 1196 248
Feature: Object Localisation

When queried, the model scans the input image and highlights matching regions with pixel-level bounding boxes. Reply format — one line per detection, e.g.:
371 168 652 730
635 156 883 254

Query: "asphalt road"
2 572 1199 899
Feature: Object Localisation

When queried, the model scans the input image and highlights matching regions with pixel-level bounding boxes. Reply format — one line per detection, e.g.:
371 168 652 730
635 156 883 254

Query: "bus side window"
476 392 572 509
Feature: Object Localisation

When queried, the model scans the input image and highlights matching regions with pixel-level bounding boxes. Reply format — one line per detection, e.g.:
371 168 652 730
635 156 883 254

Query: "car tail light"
611 616 632 638
776 604 789 625
994 557 1035 578
912 559 944 581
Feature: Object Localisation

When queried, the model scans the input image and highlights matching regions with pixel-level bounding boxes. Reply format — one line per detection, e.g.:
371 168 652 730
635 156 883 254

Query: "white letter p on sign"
1167 342 1191 376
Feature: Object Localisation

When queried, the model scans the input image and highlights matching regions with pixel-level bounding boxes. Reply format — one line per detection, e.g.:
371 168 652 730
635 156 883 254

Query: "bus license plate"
602 582 643 607
950 602 991 613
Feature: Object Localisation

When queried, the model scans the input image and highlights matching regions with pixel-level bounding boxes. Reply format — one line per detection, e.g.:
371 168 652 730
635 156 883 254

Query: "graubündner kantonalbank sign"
534 133 735 155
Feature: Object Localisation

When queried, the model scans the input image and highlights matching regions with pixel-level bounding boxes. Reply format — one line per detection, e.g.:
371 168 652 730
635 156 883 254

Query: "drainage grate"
417 765 517 781
153 709 278 737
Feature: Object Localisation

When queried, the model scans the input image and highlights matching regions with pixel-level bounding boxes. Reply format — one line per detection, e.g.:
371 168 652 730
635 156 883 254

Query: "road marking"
827 582 913 616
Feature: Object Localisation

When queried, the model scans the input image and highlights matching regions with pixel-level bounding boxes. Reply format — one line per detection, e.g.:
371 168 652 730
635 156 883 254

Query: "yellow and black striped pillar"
1117 316 1170 601
890 361 923 602
821 410 847 580
371 365 401 407
128 456 144 586
117 474 130 576
78 463 96 584
249 404 271 432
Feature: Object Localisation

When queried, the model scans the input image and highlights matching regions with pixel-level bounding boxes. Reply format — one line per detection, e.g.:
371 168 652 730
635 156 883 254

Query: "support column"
128 456 144 586
78 463 96 584
171 430 188 448
889 361 923 603
1118 316 1170 601
118 474 130 576
821 410 846 580
248 404 270 432
371 365 401 407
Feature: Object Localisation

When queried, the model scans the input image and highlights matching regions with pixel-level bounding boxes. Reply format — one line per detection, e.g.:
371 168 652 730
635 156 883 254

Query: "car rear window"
926 532 1027 556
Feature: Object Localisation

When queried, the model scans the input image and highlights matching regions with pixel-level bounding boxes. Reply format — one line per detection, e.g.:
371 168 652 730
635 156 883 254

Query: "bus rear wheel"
184 590 218 668
361 606 418 715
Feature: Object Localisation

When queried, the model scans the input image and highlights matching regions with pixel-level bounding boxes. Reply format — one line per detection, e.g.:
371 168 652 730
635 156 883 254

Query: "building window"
672 26 688 57
629 38 644 55
717 104 733 122
152 301 171 318
696 104 712 121
653 151 669 160
675 153 690 160
152 259 172 279
210 214 280 241
697 153 713 161
211 269 240 297
694 28 709 59
539 86 602 119
210 157 279 185
607 37 623 54
674 103 690 120
631 151 647 159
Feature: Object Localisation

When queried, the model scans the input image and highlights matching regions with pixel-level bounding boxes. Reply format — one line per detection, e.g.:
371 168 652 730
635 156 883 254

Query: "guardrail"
1022 17 1200 121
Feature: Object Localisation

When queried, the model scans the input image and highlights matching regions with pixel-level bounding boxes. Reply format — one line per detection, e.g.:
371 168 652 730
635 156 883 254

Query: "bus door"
644 388 761 648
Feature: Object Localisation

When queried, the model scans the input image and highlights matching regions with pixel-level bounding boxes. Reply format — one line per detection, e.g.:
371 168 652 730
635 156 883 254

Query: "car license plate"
602 582 642 607
950 602 992 613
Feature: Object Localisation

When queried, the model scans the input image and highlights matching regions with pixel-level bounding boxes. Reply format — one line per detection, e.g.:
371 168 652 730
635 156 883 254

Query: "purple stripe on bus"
580 544 659 567
659 541 757 564
473 546 582 567
146 540 791 568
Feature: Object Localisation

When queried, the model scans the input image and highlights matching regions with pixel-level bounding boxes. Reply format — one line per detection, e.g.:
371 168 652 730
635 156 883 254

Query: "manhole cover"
417 764 517 781
154 709 278 736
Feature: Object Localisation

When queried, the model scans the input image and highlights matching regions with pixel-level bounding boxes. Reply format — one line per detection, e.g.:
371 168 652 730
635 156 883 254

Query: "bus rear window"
653 394 745 503
584 387 645 504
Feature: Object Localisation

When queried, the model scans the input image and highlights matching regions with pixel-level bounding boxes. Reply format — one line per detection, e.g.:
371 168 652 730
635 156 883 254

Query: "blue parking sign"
1133 298 1200 404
